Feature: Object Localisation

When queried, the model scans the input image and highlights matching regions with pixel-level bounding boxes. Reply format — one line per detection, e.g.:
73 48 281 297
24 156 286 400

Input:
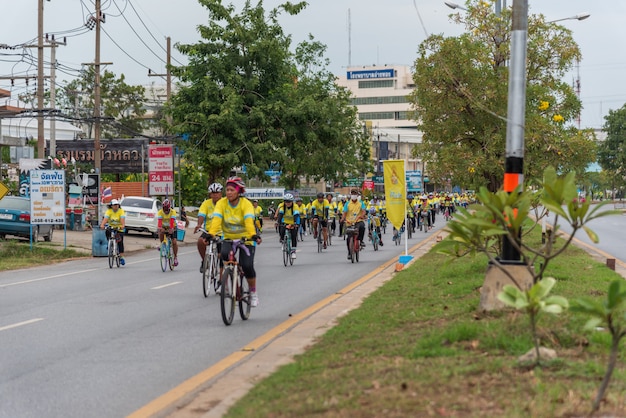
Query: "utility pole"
148 36 172 115
94 0 103 174
45 34 66 158
37 0 45 158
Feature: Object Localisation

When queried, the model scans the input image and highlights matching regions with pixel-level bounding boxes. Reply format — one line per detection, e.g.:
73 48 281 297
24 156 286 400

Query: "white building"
335 65 424 173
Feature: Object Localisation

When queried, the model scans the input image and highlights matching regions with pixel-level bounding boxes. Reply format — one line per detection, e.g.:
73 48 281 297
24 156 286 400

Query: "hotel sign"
346 69 394 80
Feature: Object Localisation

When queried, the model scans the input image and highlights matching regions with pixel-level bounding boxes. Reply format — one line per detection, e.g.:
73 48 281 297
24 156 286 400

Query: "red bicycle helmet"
162 199 171 211
226 176 246 193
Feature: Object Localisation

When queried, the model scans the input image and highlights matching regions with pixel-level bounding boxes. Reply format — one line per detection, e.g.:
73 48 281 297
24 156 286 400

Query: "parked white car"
120 196 162 237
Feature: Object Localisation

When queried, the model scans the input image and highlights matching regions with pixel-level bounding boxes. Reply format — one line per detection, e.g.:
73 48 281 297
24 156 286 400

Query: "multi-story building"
336 65 426 192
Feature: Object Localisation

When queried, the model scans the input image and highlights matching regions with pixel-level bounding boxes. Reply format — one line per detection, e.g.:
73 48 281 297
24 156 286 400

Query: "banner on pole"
383 160 406 230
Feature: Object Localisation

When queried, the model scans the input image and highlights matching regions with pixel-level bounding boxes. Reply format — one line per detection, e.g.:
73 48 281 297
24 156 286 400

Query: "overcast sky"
1 0 623 130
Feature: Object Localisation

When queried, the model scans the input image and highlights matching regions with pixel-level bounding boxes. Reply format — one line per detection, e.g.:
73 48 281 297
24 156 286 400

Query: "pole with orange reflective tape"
501 0 527 263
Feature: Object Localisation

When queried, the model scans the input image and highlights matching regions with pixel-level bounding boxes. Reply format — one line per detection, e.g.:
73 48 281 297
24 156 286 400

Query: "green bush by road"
226 230 626 417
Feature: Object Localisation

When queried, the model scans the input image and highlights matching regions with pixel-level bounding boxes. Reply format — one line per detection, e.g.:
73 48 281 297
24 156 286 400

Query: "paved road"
1 219 447 418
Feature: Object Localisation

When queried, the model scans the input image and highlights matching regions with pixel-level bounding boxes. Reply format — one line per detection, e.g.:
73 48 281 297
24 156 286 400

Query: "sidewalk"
50 223 196 255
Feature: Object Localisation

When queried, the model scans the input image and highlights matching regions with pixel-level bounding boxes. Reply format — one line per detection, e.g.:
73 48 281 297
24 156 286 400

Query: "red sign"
362 180 375 191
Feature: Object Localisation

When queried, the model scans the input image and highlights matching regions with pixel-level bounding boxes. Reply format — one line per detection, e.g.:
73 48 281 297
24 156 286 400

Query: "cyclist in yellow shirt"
295 197 307 238
207 177 262 307
311 192 330 249
99 199 127 265
157 199 179 266
277 193 300 258
195 182 223 273
252 199 263 233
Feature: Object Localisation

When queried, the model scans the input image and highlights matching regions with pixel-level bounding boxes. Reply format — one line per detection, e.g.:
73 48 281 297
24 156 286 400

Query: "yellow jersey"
209 197 256 240
103 208 126 231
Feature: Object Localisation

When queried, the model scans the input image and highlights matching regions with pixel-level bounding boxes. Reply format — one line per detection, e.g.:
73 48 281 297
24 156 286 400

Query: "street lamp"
549 13 590 23
444 1 467 11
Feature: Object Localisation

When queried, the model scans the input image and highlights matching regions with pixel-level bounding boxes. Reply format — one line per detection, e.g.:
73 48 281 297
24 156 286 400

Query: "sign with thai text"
346 69 394 80
29 169 65 224
52 139 149 174
148 144 174 196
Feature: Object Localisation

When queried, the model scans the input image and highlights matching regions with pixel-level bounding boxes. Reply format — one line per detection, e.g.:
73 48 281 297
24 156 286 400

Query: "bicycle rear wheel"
373 233 379 251
160 242 168 272
108 240 115 268
238 272 251 320
283 235 289 266
221 268 235 325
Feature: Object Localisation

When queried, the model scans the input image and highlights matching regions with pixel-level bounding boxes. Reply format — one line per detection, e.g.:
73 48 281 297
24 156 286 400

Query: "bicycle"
392 225 404 246
443 206 452 222
160 230 175 272
220 238 252 326
282 224 295 266
345 225 360 263
407 216 413 239
105 225 121 268
369 222 380 251
198 229 220 297
316 219 324 253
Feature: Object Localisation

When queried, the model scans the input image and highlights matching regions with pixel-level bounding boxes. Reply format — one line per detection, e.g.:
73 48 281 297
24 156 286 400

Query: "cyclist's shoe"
200 262 205 273
380 241 384 247
347 253 351 260
173 257 179 267
323 242 327 249
291 249 297 259
360 242 366 249
250 291 259 307
215 280 222 295
120 257 125 266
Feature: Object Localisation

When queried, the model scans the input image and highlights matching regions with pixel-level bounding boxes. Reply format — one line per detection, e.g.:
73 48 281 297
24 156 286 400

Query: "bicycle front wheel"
348 236 355 263
202 255 211 297
373 234 379 251
160 243 168 272
115 242 121 268
221 268 236 325
108 239 115 268
355 238 360 262
238 272 251 320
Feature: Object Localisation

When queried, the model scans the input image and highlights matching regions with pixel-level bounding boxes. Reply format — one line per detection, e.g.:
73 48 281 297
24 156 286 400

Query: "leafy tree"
56 67 147 139
276 37 371 190
597 104 626 193
168 1 369 188
168 0 307 182
410 1 595 192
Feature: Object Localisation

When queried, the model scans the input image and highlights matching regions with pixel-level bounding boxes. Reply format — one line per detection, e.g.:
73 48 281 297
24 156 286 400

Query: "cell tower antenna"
348 9 351 67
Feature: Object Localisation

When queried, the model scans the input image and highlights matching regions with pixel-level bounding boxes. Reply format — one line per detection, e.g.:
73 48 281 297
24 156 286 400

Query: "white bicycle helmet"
283 193 294 201
208 183 223 193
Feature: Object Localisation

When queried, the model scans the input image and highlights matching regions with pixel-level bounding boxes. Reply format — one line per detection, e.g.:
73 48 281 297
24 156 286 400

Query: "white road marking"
0 318 45 332
151 281 182 290
0 269 100 288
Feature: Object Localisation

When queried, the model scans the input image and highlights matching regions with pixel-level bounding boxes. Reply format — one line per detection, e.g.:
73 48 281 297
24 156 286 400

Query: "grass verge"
225 229 626 418
0 241 90 271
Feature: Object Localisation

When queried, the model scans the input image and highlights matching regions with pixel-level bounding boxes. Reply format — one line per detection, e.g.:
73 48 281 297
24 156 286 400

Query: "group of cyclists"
99 174 474 310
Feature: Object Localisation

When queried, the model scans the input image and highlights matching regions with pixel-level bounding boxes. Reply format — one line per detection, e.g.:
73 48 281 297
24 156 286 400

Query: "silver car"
120 196 162 237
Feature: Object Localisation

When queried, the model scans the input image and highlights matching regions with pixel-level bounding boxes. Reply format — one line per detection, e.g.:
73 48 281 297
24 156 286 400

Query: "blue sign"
406 170 423 193
346 69 394 80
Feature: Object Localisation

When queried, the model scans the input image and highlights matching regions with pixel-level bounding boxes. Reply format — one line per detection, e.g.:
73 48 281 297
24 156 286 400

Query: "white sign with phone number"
29 169 66 224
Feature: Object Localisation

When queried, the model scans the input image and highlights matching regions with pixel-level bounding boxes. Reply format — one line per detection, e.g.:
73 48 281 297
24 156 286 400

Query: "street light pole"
500 0 528 263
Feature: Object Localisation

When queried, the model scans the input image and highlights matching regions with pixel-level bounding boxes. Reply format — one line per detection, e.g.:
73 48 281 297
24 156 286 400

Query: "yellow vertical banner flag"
383 160 406 231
